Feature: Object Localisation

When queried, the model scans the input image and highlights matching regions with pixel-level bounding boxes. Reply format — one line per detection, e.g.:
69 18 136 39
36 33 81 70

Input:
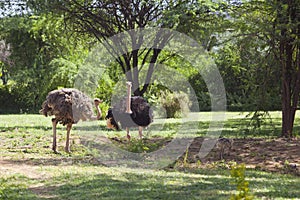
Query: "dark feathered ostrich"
40 88 102 153
105 82 153 140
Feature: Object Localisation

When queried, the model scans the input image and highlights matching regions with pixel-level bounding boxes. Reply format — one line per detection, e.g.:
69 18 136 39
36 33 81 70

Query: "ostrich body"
40 88 102 153
106 82 153 140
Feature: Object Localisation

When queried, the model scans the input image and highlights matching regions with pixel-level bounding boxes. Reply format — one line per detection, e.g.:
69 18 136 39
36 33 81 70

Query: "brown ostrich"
105 82 153 140
40 88 102 153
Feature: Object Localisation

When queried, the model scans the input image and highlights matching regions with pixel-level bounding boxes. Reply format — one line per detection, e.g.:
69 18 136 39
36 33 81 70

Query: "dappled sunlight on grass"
1 112 300 199
2 164 300 199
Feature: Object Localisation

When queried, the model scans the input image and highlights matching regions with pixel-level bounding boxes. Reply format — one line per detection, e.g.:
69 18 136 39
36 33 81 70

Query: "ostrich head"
105 108 120 130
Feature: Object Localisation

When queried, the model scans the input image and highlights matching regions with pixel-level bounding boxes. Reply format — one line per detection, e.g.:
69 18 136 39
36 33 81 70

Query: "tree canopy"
0 0 300 137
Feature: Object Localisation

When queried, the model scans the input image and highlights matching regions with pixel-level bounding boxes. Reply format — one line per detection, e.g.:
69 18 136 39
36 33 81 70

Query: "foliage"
171 0 228 51
95 73 115 105
159 90 191 118
0 81 30 114
224 0 300 136
188 72 211 111
0 176 30 200
36 0 182 96
98 101 110 120
112 137 172 153
0 40 12 85
0 12 90 113
213 36 281 111
230 163 254 200
48 58 78 89
243 111 276 137
0 0 299 140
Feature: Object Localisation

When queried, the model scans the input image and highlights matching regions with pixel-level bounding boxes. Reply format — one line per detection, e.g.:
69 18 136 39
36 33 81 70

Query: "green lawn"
0 112 300 200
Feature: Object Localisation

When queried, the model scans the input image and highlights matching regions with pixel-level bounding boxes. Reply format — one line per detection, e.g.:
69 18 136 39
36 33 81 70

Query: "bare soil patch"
184 137 300 175
106 136 300 175
1 137 299 177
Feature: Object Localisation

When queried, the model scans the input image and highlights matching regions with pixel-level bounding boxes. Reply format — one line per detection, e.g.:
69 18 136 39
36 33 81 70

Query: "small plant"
196 160 202 167
127 138 150 153
0 178 7 199
209 160 237 169
283 160 298 174
183 146 189 167
111 136 172 153
230 163 254 200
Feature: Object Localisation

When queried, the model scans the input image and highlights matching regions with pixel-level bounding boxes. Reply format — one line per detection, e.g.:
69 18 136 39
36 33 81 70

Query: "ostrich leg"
65 123 72 153
126 127 131 140
52 118 58 153
138 126 143 139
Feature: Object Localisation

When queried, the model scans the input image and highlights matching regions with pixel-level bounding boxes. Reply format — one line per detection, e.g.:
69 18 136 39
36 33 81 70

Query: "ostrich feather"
106 96 153 129
40 88 94 125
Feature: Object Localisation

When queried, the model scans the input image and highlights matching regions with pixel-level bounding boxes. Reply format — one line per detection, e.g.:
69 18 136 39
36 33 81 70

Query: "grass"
0 112 300 199
1 165 300 200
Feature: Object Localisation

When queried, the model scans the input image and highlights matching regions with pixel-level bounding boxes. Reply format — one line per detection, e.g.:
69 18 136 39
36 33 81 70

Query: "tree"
275 0 300 137
34 0 178 96
0 4 91 112
28 0 227 97
229 0 300 137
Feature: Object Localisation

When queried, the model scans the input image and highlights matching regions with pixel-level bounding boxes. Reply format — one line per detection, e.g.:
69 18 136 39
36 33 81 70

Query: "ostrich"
40 88 102 153
105 82 153 140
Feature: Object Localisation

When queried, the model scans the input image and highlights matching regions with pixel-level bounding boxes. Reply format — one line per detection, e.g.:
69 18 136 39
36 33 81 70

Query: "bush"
0 80 48 114
0 82 24 114
98 101 110 120
159 90 191 118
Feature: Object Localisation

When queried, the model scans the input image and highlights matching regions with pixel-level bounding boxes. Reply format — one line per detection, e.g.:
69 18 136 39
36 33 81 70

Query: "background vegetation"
0 1 299 199
0 0 291 114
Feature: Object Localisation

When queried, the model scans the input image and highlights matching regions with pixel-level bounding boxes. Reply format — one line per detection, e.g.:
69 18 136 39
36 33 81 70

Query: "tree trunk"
281 41 296 138
279 0 300 138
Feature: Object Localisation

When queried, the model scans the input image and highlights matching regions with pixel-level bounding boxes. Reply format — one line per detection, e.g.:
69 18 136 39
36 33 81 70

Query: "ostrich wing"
40 88 94 125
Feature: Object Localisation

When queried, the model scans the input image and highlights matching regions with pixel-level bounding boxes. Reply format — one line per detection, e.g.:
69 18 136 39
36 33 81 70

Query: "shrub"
98 101 110 120
0 82 24 114
159 90 191 118
230 163 254 200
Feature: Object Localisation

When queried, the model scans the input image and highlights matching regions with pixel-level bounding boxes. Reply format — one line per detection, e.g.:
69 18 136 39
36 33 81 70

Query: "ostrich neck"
126 82 132 114
95 104 101 120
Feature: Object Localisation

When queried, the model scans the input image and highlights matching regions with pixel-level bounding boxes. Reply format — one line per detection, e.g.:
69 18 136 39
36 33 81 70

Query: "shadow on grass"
27 172 233 200
1 163 300 200
6 167 300 200
0 115 291 140
247 170 300 199
181 168 300 199
0 125 52 132
3 156 103 167
0 124 108 132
